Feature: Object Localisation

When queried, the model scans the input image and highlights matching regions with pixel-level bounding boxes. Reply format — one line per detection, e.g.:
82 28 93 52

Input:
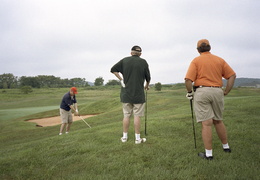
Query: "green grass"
0 86 259 180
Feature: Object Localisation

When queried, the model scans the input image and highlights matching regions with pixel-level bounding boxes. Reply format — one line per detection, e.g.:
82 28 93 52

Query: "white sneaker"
121 137 128 143
135 138 146 144
59 133 62 135
65 132 69 134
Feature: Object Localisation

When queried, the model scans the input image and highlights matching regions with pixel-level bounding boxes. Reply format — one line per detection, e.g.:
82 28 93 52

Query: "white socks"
222 143 230 149
123 133 141 140
135 133 140 140
205 143 229 157
123 132 128 139
205 149 213 157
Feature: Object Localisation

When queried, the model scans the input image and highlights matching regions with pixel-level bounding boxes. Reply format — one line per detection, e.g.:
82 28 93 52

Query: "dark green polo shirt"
111 55 151 104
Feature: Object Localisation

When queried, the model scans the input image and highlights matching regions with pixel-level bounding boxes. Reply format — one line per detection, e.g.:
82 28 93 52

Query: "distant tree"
61 78 72 87
0 74 98 88
20 86 33 94
94 77 104 86
2 82 8 89
106 79 120 86
19 76 40 88
0 73 18 89
155 82 162 91
70 78 87 87
85 82 91 87
36 75 61 88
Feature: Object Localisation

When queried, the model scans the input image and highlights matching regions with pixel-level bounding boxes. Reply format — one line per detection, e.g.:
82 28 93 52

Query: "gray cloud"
1 0 259 84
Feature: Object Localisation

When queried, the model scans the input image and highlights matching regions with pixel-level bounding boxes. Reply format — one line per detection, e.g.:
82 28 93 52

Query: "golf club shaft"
145 90 147 135
79 116 91 128
190 99 197 149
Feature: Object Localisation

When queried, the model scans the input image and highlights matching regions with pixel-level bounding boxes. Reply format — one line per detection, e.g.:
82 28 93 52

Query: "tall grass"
0 86 259 179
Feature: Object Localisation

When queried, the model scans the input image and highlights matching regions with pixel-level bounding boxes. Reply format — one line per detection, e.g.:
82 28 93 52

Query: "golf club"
190 99 197 149
145 90 147 135
79 116 92 128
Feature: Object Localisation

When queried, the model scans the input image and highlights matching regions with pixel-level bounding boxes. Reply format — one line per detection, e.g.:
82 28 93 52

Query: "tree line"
0 73 120 89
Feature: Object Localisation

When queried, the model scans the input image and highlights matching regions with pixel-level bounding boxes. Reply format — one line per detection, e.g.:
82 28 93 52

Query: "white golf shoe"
121 137 128 143
135 138 146 144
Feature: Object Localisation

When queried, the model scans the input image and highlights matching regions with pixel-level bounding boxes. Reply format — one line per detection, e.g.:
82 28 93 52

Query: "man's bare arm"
224 74 236 95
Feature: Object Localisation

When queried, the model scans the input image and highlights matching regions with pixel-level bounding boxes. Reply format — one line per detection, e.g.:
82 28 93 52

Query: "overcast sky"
1 0 259 84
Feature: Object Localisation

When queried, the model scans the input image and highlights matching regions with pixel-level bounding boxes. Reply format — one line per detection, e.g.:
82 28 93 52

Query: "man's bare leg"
201 119 213 157
66 122 72 133
134 116 141 134
213 120 228 144
123 117 130 133
59 123 66 134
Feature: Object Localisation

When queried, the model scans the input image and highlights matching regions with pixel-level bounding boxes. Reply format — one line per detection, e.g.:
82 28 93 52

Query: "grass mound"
0 87 259 179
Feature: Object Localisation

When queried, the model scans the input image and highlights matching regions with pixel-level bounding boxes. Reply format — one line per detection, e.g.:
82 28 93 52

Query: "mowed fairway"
0 86 259 180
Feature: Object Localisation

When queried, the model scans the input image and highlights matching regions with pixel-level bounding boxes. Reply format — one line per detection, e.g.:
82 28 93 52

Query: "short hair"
197 43 211 52
131 51 142 56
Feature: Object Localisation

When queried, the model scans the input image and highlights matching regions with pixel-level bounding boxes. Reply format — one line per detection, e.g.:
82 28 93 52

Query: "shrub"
20 86 33 94
155 82 162 91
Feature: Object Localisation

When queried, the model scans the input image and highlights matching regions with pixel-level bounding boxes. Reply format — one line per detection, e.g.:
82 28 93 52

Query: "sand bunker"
27 115 96 127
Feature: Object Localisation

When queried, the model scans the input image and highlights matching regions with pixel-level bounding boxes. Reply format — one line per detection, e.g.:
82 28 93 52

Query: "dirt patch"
27 115 96 127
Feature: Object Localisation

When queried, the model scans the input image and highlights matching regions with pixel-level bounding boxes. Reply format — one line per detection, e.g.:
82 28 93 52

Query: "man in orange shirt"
185 39 236 160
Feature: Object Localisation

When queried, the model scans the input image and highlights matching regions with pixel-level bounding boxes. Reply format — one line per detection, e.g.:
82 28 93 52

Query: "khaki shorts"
123 103 145 117
60 108 73 124
194 87 224 122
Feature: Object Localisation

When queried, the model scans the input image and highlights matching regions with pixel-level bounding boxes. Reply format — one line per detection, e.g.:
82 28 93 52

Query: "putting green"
0 106 58 121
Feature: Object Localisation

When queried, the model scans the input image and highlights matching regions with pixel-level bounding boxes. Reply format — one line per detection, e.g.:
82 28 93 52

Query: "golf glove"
75 109 79 115
186 92 193 100
120 80 125 88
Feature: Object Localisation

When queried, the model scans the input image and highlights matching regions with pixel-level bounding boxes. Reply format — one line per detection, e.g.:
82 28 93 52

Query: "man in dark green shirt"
111 45 151 144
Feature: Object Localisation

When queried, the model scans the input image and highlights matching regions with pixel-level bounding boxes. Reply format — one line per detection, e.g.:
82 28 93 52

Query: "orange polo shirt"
185 52 235 87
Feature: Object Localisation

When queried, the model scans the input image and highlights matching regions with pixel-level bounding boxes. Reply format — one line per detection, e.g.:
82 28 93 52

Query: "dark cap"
131 45 142 52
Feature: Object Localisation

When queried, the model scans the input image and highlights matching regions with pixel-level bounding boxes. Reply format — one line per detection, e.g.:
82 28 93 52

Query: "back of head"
131 45 142 56
197 39 211 53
